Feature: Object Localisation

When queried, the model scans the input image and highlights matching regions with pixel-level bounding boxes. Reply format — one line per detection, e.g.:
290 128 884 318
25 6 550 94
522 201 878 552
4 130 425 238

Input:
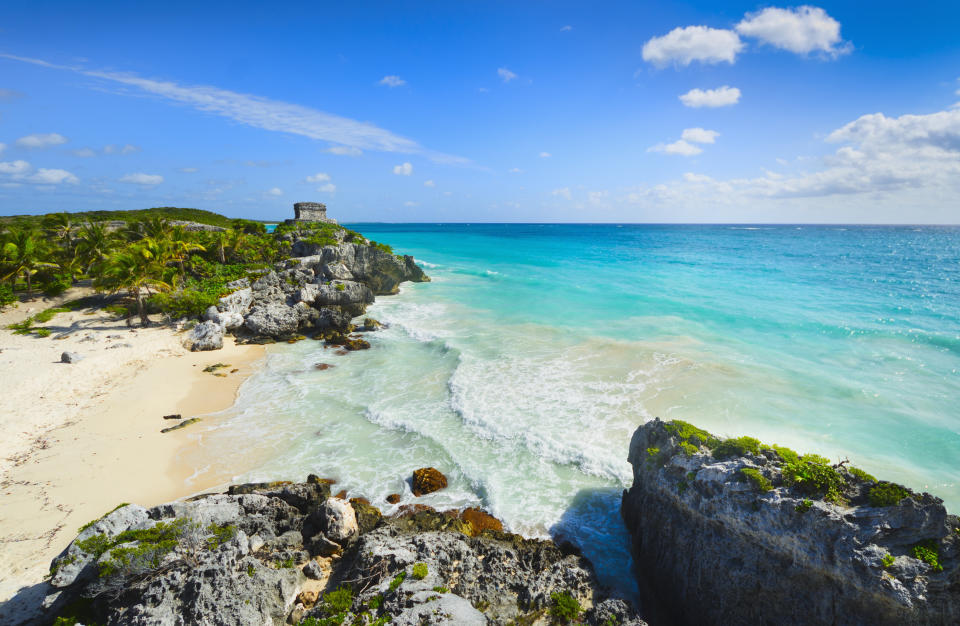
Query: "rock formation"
621 418 960 626
42 479 644 625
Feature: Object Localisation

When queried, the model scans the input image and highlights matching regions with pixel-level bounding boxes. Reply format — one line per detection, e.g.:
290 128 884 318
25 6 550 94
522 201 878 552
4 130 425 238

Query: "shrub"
549 591 582 624
322 586 354 613
0 284 16 308
869 482 911 507
663 420 719 448
36 328 52 337
149 288 219 319
714 436 762 459
771 444 799 465
782 456 845 504
388 571 406 591
795 499 813 513
41 274 72 297
848 467 877 483
411 562 428 580
678 441 699 456
740 468 773 492
335 283 346 292
882 554 895 568
912 540 943 572
367 595 383 609
206 524 237 550
433 585 449 593
369 241 393 254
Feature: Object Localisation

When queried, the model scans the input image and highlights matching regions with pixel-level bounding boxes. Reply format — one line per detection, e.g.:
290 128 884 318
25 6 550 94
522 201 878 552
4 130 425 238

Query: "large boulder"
204 306 243 331
621 419 960 626
217 286 252 316
310 281 374 315
183 320 224 351
244 301 300 337
319 498 358 543
411 467 448 497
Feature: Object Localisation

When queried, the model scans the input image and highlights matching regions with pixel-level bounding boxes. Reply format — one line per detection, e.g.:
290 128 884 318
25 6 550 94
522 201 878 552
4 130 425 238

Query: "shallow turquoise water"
185 223 960 595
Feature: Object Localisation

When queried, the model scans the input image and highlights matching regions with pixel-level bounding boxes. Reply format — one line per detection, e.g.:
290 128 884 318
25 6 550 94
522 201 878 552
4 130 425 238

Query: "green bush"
663 419 719 448
388 571 406 591
771 444 800 465
912 540 943 572
322 586 354 613
740 468 773 492
782 456 845 504
0 284 16 308
149 288 219 319
713 436 762 459
848 467 877 483
369 241 393 254
869 482 911 507
795 499 814 513
36 328 52 337
549 591 582 624
882 554 895 568
411 562 428 580
432 585 449 593
678 441 699 456
41 274 72 297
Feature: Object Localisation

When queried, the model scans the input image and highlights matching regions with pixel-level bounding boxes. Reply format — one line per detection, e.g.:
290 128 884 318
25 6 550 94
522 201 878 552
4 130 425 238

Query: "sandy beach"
0 287 265 605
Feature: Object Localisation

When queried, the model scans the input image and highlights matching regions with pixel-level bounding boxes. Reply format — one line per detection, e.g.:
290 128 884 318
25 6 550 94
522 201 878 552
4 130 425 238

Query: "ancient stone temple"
292 202 336 223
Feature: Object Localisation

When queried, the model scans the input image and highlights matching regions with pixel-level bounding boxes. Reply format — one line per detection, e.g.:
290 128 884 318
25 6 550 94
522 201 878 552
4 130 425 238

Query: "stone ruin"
291 202 337 224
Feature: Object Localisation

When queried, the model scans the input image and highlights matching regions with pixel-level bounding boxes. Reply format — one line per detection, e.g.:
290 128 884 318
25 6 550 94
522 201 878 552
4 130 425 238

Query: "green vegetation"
714 436 762 459
367 595 383 609
663 419 720 448
278 557 295 569
882 554 895 568
322 586 354 613
677 480 688 495
247 563 256 577
782 454 846 505
388 571 406 591
411 562 428 580
205 524 237 550
740 468 773 492
912 540 943 572
335 283 346 292
77 502 131 534
2 208 396 323
432 585 450 593
548 591 582 624
869 482 911 507
848 467 877 483
795 499 814 513
678 441 699 456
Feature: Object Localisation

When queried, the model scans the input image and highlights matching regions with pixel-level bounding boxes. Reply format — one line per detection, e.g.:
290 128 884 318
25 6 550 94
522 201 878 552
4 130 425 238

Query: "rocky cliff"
41 479 644 625
184 234 429 351
621 419 960 626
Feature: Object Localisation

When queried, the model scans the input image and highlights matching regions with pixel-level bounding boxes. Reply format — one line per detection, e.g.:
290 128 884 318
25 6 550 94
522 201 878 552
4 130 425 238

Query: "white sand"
0 288 265 603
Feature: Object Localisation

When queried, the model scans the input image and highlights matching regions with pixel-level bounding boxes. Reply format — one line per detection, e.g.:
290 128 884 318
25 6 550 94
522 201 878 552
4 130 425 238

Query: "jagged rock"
349 499 383 534
621 418 960 626
319 498 358 543
412 467 448 496
217 286 252 316
204 305 243 331
302 560 324 580
183 320 224 351
310 281 374 316
386 494 402 504
244 301 300 337
60 351 83 363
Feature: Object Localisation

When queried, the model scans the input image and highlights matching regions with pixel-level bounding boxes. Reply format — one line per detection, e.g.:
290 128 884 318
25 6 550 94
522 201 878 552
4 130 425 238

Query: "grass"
322 586 354 613
432 585 450 593
388 571 406 592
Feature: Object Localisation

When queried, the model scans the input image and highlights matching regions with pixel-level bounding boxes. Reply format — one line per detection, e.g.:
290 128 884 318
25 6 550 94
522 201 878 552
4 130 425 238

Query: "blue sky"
1 1 959 223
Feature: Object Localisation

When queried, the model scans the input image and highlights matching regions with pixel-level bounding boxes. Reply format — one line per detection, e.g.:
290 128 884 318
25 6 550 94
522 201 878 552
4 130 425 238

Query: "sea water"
183 224 960 594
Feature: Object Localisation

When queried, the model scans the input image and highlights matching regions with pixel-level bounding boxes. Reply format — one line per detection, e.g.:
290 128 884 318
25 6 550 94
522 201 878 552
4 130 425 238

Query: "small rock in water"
334 349 349 356
307 474 337 485
60 351 83 363
162 414 182 420
314 363 335 371
386 493 402 504
412 467 448 496
230 368 239 373
334 490 348 500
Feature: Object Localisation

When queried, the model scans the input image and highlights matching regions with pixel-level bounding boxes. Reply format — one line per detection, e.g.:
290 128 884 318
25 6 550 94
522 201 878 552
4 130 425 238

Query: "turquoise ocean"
183 224 960 594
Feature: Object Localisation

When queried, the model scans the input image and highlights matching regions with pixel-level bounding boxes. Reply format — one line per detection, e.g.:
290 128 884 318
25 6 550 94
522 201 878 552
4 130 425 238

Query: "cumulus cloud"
642 26 743 67
318 183 336 193
498 68 518 83
379 75 406 87
551 187 572 200
648 140 703 156
0 160 78 184
268 187 283 196
1 54 467 164
306 172 331 183
681 128 720 144
16 133 68 148
424 180 435 187
680 86 741 108
736 6 850 57
393 162 413 176
0 160 32 175
119 172 163 185
327 146 362 156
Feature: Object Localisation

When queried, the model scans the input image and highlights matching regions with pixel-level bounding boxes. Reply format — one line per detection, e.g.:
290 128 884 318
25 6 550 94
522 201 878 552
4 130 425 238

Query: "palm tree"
94 240 172 325
167 225 205 280
75 222 119 274
0 228 56 295
224 228 247 262
42 212 77 248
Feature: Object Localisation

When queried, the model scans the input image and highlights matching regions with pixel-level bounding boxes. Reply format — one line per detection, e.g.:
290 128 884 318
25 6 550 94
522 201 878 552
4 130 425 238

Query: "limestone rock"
319 498 358 543
217 286 252 316
412 467 448 497
244 301 300 337
60 351 83 363
184 320 224 351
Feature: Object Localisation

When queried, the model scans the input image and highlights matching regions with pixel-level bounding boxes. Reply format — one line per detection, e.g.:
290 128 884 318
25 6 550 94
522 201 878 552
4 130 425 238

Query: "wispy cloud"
539 151 551 158
424 180 435 187
305 172 331 183
0 54 467 164
498 67 518 83
119 172 163 185
379 75 406 87
679 86 741 108
0 159 78 184
551 187 572 200
560 25 573 32
327 146 362 156
393 162 413 176
267 187 283 196
16 133 68 148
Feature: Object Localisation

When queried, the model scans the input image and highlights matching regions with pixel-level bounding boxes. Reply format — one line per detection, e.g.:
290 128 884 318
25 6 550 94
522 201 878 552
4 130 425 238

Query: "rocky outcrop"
41 478 643 625
183 320 224 351
412 467 448 496
621 419 960 626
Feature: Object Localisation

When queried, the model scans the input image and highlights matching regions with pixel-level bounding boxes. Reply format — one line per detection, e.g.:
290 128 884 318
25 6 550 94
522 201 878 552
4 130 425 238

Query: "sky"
1 1 959 223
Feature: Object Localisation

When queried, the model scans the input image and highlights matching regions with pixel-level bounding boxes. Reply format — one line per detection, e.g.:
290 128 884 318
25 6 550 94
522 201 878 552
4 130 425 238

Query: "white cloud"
404 201 419 207
539 152 551 158
393 162 413 176
1 54 467 164
379 75 406 87
327 146 362 156
16 133 68 148
736 6 850 57
424 180 436 187
318 183 336 193
28 168 78 184
680 86 741 108
267 187 283 196
551 187 572 200
683 172 715 183
509 167 523 173
119 172 163 185
179 167 198 173
72 148 96 157
648 140 703 156
588 190 609 205
498 68 518 83
0 160 32 175
642 26 743 67
681 127 720 144
560 25 573 32
104 143 140 154
306 172 331 183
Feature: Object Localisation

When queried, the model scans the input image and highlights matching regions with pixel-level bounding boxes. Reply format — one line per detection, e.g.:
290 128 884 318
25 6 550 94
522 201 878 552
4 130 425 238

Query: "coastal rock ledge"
36 479 644 625
621 418 960 626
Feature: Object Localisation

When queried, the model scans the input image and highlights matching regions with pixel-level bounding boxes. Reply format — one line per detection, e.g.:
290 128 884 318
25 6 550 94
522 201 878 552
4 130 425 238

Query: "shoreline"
0 298 265 604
